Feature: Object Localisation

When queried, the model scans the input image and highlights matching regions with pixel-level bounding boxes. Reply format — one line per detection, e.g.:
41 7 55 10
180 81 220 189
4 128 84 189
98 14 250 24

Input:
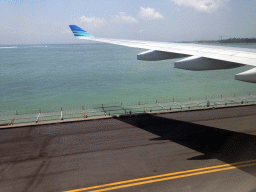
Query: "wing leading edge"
69 25 256 83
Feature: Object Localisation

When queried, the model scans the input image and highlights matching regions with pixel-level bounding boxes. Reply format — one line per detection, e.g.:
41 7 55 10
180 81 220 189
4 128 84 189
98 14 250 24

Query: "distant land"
180 37 256 44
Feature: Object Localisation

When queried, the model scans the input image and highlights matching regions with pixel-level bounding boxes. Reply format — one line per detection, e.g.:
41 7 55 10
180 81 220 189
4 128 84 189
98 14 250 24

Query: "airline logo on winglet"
69 25 94 37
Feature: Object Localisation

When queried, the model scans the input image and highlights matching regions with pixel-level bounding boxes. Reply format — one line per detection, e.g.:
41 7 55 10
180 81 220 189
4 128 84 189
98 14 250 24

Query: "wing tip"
69 25 94 38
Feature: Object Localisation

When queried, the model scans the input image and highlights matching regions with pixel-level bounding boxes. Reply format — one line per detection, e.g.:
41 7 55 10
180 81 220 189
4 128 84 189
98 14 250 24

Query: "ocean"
1 43 256 113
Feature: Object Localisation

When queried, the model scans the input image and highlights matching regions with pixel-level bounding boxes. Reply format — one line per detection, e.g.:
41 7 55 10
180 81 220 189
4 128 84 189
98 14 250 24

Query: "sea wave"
29 45 48 48
0 46 17 49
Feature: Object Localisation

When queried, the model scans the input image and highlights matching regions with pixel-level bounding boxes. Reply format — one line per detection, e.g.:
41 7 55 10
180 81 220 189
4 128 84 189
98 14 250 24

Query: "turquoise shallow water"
1 43 256 113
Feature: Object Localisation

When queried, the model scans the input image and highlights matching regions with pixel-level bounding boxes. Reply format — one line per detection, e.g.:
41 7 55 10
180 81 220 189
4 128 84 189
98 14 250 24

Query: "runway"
1 105 256 192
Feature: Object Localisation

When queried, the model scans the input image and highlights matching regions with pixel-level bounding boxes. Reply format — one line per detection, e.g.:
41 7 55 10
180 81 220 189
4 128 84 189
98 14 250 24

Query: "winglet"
69 25 94 38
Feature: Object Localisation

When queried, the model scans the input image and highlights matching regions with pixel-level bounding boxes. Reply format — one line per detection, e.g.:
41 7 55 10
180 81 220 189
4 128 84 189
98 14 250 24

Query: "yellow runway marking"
64 159 256 192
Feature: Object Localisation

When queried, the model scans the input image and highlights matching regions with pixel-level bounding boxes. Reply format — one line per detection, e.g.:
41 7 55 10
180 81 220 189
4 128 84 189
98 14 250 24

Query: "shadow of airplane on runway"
116 114 256 176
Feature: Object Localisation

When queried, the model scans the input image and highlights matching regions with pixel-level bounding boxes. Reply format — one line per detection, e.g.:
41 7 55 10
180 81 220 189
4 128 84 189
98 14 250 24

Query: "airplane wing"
69 25 256 83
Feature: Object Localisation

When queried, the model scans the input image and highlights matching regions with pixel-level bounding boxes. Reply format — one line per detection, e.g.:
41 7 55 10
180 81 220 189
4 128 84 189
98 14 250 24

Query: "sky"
0 0 256 45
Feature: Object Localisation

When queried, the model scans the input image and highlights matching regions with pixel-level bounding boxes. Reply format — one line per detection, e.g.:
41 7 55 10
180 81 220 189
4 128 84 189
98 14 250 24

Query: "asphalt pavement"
1 105 256 192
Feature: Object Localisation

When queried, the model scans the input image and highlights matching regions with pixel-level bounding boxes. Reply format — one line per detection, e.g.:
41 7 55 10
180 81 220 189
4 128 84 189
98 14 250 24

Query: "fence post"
102 104 107 116
60 107 63 120
82 106 86 118
36 109 41 123
207 100 210 107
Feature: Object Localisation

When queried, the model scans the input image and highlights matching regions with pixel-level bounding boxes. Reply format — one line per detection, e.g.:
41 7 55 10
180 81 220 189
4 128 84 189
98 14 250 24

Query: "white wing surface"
69 25 256 83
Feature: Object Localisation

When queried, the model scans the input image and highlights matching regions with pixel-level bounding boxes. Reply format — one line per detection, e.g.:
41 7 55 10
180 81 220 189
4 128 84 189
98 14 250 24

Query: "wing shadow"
116 114 256 176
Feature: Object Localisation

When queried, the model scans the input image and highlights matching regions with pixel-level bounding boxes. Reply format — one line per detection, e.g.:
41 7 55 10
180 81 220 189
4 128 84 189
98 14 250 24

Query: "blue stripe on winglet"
69 25 94 37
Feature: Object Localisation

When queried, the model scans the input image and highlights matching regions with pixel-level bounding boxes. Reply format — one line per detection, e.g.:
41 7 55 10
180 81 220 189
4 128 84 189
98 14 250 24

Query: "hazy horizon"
1 0 256 45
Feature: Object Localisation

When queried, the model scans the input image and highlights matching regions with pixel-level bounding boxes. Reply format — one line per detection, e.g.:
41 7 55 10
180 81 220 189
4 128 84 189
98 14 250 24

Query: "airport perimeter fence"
1 92 256 126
